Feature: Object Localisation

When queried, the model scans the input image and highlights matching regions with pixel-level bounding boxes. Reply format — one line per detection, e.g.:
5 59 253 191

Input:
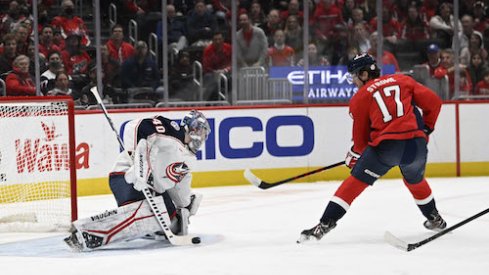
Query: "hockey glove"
345 147 361 169
125 139 152 192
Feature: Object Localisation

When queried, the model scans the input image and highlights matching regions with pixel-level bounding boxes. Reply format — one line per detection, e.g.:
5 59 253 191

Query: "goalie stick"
89 87 200 246
244 161 345 190
385 207 489 252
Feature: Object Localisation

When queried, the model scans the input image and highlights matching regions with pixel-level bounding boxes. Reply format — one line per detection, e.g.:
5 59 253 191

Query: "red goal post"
0 96 77 232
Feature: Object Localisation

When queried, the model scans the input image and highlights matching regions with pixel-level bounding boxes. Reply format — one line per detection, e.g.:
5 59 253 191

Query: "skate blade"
296 234 318 244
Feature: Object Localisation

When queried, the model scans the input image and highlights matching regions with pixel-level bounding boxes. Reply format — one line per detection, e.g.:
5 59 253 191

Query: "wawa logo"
15 122 90 174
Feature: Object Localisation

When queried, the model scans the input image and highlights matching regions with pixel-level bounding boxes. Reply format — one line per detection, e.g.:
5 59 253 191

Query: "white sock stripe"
331 196 350 211
415 194 434 205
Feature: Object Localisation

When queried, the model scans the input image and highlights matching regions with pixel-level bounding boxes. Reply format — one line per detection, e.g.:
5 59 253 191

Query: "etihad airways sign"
269 65 395 102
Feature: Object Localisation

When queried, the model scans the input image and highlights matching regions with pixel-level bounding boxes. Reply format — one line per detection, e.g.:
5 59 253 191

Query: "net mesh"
0 100 74 232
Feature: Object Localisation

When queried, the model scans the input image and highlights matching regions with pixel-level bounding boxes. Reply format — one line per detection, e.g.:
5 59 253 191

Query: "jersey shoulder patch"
165 162 190 183
170 121 180 131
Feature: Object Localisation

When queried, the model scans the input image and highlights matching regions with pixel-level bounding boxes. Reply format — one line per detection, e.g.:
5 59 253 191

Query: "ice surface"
1 177 488 275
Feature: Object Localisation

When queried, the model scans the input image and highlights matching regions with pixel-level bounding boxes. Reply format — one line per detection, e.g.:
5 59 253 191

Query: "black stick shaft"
260 161 345 189
408 207 489 251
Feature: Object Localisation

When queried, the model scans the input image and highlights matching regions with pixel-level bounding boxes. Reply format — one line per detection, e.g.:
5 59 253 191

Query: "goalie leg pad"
66 197 167 251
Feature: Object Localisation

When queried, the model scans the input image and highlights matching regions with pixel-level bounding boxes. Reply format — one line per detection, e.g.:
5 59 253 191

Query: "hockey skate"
423 211 447 231
64 229 84 252
297 219 337 243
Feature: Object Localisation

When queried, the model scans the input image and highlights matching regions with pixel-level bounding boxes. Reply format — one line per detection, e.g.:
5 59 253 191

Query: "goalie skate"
64 230 84 252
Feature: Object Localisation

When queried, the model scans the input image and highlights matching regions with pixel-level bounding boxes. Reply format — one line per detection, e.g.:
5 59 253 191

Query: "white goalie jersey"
112 116 195 208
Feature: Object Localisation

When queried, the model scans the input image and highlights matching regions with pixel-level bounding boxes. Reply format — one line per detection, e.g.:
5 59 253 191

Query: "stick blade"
384 231 409 251
243 168 263 187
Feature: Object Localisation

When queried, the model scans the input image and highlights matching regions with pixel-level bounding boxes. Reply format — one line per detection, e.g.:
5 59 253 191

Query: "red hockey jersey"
349 74 442 154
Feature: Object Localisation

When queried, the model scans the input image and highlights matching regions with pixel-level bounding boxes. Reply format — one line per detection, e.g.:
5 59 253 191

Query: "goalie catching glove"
345 147 361 169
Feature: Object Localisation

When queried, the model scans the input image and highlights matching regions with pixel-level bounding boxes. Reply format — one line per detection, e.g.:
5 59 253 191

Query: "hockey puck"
192 237 201 244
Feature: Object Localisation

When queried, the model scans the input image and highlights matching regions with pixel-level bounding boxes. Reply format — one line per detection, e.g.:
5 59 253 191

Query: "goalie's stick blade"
243 168 263 188
384 231 409 251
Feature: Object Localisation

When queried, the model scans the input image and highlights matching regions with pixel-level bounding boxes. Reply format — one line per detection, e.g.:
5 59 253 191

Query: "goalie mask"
180 110 211 154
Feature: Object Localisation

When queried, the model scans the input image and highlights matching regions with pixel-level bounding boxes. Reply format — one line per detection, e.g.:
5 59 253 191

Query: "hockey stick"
244 161 346 190
385 207 489 252
89 87 200 245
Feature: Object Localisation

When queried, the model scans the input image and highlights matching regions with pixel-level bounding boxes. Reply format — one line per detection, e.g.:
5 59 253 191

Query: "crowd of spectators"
1 0 489 103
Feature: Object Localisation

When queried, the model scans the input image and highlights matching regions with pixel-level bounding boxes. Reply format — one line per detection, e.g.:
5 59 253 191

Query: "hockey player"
65 110 210 251
298 54 447 243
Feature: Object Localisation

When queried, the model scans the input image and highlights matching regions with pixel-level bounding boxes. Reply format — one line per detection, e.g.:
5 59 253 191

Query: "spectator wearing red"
391 0 415 23
434 48 473 99
474 69 489 95
473 1 489 33
311 0 344 44
267 29 295 67
367 31 400 72
61 33 91 75
106 24 135 65
400 5 430 41
0 33 18 76
420 0 438 21
51 0 91 46
39 25 61 58
203 31 232 74
369 5 401 46
202 31 232 101
52 28 66 49
5 54 36 96
211 0 232 21
280 0 303 23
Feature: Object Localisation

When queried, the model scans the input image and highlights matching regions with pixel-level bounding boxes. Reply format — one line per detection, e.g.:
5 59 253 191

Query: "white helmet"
180 110 211 154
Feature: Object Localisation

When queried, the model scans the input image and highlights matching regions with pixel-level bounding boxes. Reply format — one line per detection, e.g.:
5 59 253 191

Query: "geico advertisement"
67 104 480 180
73 107 351 179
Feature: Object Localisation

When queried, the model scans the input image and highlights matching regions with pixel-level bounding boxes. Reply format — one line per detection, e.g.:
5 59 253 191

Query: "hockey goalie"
64 110 210 251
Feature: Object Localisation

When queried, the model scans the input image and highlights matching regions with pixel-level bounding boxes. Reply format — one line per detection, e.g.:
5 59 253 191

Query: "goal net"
0 96 77 232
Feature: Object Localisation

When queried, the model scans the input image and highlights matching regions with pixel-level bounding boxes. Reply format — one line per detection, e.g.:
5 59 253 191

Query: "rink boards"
71 102 489 196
